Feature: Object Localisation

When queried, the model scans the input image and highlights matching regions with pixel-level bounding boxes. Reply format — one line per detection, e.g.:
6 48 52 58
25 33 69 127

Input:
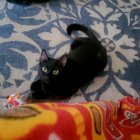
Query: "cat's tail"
67 23 97 39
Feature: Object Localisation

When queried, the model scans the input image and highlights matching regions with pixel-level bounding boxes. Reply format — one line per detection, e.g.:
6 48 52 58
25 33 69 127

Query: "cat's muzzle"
44 77 49 83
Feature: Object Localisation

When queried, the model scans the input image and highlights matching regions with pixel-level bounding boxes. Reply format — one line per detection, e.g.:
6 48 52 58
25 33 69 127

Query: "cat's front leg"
30 80 42 91
31 90 55 100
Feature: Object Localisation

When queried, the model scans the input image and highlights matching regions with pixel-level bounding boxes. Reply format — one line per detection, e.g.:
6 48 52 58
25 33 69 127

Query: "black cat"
30 24 107 100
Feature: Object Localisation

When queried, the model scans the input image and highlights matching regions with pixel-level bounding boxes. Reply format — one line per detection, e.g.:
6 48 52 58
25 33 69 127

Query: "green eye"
42 67 48 73
53 69 59 75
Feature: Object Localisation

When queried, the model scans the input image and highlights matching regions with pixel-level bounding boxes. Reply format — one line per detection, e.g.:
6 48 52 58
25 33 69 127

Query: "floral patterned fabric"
0 0 140 104
0 96 140 140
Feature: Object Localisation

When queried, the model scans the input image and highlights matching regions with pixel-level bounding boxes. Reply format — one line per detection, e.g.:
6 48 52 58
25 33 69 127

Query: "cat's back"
69 38 102 67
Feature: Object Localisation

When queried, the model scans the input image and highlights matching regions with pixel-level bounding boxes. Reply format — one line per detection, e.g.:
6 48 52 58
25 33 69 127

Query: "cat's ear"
59 54 68 67
40 49 48 63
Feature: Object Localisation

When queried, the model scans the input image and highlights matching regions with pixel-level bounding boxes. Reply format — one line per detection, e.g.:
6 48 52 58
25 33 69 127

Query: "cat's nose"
44 77 49 83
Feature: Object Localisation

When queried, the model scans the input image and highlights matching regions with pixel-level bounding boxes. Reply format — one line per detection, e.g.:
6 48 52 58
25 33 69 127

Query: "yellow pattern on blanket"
0 96 140 140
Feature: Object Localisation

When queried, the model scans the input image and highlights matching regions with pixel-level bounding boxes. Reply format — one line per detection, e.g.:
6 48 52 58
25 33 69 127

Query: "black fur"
30 24 107 100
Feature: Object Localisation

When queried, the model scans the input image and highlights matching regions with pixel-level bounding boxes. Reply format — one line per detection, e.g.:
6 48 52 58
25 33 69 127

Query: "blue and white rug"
0 0 140 104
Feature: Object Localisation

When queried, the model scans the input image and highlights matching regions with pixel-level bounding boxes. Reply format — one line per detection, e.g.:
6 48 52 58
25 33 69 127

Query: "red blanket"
0 96 140 140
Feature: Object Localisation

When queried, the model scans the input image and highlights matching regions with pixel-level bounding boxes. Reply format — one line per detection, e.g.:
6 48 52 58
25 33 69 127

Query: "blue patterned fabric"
0 0 140 104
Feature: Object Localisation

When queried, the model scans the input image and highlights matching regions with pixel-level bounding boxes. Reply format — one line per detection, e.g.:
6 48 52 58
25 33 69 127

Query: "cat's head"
39 49 68 83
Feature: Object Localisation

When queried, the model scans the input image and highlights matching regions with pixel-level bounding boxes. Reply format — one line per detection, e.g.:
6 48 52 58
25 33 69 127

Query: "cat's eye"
42 67 48 73
52 69 59 75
